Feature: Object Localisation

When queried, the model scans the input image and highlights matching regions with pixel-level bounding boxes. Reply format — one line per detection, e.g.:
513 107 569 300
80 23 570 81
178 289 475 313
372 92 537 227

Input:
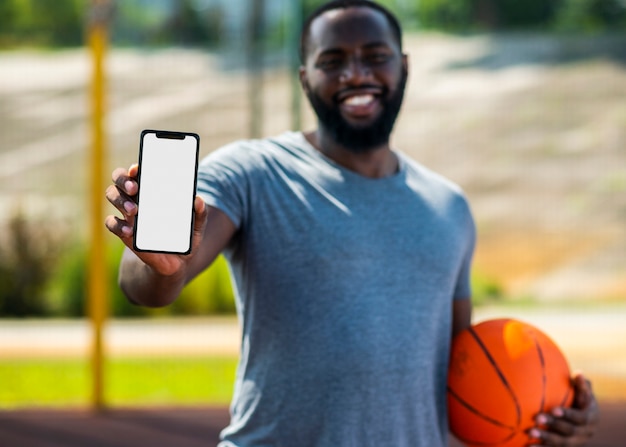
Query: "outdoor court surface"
0 402 624 447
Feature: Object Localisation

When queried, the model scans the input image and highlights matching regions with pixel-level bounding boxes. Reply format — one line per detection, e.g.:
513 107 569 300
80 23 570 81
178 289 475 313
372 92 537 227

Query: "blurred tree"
163 0 221 47
0 0 28 47
30 0 83 46
555 0 626 31
477 0 559 29
417 0 473 31
414 0 625 31
0 0 83 47
0 0 18 35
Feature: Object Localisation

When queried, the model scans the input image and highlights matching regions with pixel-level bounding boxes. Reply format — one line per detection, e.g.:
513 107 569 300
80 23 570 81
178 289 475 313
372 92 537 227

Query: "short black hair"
299 0 403 63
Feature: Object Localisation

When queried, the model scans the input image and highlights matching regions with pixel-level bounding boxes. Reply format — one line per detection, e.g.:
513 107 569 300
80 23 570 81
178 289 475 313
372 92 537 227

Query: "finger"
531 408 597 446
105 215 134 241
529 427 586 447
112 167 139 197
191 196 208 245
552 407 590 426
531 428 596 447
545 414 577 437
571 374 593 409
105 184 138 220
194 195 206 218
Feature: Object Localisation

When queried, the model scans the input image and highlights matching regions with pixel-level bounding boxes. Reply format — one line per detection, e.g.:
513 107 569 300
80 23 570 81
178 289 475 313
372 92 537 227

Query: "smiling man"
105 1 598 446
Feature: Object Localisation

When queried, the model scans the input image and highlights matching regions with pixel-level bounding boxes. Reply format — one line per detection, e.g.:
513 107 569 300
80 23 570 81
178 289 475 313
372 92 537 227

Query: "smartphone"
133 129 200 254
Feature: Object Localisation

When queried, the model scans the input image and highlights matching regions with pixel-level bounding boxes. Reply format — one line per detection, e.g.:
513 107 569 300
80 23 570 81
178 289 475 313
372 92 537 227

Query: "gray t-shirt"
197 131 475 447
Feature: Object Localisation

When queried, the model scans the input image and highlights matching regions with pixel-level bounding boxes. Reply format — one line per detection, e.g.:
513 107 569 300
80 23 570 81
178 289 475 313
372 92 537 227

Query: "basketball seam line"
447 386 517 431
534 335 548 414
468 326 522 427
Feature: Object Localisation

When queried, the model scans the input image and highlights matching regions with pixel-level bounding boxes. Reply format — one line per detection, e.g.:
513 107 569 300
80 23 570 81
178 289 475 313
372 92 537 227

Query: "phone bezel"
133 129 200 255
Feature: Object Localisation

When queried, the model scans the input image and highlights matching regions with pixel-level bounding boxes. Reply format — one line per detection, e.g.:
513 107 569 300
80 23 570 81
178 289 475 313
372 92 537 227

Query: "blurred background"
0 0 625 417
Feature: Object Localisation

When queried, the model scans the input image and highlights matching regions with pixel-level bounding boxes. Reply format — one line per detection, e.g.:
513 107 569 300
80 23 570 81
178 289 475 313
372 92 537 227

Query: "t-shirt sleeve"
196 143 250 230
453 199 476 301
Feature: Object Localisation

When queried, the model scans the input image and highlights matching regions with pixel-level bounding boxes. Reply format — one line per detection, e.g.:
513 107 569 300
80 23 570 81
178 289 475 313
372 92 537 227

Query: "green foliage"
471 270 504 306
0 207 234 318
47 238 236 318
496 0 560 28
144 0 223 48
555 0 626 32
0 0 224 49
2 0 625 50
416 0 625 31
417 0 474 31
0 209 65 317
30 0 83 46
0 0 83 48
173 255 236 315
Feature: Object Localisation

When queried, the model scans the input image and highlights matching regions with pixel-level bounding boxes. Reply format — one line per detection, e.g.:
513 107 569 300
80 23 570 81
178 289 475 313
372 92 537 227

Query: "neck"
304 129 398 179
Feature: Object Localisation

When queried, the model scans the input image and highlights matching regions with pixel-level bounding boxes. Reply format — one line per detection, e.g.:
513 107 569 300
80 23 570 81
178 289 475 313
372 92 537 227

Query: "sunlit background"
0 0 625 419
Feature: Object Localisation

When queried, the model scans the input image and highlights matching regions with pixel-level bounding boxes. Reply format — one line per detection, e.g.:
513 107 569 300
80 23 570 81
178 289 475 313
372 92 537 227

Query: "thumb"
572 373 593 409
192 196 208 239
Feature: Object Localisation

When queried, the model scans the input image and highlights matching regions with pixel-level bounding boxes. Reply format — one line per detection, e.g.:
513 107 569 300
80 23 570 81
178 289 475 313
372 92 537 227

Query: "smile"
343 94 375 106
338 90 382 118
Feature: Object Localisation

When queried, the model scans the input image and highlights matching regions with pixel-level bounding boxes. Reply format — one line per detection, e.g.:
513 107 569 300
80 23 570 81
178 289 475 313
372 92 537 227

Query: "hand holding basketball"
529 373 599 446
447 319 574 447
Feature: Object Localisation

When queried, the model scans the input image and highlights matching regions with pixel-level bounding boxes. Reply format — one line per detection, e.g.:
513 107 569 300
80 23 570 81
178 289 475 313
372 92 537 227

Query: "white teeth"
344 94 374 106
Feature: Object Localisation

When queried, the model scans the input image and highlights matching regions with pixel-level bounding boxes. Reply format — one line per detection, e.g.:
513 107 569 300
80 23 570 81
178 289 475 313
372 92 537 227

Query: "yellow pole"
88 0 112 411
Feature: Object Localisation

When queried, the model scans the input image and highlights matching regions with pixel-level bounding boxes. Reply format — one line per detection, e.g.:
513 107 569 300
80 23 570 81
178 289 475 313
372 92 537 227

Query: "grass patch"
0 356 238 409
471 270 505 306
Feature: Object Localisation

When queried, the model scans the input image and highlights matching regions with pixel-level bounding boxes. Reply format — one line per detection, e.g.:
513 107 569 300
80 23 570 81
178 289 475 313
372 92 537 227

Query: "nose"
339 57 371 84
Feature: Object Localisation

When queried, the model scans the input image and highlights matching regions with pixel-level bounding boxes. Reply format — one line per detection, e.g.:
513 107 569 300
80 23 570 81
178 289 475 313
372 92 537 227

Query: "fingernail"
536 414 549 425
529 428 541 439
124 201 136 213
122 225 132 235
125 181 134 193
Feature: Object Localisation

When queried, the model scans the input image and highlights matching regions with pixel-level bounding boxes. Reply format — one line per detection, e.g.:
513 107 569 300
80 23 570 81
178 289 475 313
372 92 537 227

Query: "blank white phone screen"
134 132 199 253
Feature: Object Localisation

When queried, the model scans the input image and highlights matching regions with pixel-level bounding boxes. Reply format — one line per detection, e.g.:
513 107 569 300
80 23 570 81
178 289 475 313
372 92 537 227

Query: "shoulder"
398 152 475 224
199 131 307 174
399 153 467 199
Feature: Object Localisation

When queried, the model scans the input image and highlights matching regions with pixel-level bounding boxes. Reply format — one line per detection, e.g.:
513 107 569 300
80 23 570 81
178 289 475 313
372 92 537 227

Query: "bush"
0 209 66 317
471 270 504 306
47 238 236 318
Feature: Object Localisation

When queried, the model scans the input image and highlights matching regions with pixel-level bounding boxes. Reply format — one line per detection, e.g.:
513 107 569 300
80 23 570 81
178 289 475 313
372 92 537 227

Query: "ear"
299 66 310 95
401 53 409 75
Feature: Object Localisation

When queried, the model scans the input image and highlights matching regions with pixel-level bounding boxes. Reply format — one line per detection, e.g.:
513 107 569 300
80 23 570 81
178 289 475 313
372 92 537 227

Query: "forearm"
118 248 186 307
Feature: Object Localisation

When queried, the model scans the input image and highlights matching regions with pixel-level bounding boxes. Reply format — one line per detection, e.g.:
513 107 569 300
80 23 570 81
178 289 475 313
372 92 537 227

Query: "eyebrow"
317 41 393 57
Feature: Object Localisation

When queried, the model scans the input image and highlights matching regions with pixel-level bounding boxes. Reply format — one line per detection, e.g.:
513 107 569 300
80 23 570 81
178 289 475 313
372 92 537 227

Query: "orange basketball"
447 318 574 447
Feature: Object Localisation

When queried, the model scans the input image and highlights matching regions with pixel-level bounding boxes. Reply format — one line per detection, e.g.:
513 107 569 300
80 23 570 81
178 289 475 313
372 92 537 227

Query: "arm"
452 298 472 338
105 164 237 307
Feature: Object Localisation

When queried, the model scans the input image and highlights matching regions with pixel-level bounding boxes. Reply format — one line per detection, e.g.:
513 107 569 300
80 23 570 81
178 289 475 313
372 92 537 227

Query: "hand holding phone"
133 130 200 254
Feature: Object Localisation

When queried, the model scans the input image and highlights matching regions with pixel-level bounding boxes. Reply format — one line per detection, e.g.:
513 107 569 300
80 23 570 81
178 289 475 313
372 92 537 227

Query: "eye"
316 57 343 71
365 52 391 65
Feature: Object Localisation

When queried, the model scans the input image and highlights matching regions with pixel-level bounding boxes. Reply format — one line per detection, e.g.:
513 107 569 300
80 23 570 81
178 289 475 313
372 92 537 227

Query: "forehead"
307 7 398 56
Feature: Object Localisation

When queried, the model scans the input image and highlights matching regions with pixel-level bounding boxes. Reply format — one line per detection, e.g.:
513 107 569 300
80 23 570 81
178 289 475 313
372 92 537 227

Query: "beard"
305 70 407 153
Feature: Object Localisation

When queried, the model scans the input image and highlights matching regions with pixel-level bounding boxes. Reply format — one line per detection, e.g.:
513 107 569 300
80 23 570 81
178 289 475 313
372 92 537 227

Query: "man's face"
300 7 408 152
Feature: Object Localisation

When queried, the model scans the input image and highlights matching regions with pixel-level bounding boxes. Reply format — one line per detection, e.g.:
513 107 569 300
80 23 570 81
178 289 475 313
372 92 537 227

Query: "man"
105 1 598 445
